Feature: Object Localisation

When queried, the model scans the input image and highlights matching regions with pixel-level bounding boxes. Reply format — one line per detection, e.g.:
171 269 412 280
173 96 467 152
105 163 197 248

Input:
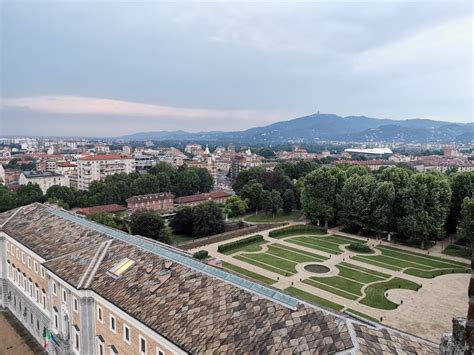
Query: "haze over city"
1 1 472 137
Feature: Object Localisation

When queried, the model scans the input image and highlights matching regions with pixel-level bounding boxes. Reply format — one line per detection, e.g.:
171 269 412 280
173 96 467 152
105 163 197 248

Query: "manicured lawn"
270 244 328 261
303 278 359 300
285 287 344 311
288 236 343 254
404 267 470 278
235 253 297 275
337 265 386 284
345 309 379 323
234 255 290 276
221 239 267 255
443 244 472 260
266 244 327 263
310 276 363 296
222 261 276 285
378 246 467 269
245 210 302 223
338 262 391 279
169 233 194 245
360 277 420 310
352 255 402 271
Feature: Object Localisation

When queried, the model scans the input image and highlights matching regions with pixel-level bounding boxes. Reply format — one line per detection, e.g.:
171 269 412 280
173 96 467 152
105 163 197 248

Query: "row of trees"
301 166 473 247
169 202 225 237
0 162 214 212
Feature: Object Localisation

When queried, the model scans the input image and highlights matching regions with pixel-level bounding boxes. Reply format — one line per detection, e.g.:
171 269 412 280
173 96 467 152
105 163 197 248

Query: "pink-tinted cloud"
0 95 279 122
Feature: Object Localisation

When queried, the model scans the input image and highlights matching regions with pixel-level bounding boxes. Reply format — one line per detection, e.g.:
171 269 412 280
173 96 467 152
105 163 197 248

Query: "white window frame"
97 337 104 355
139 335 147 355
22 252 25 264
27 256 32 269
34 261 38 273
73 327 80 353
62 289 67 304
109 314 116 333
16 249 20 260
41 267 46 278
53 310 59 331
156 347 165 355
52 282 57 295
123 323 131 344
97 305 103 323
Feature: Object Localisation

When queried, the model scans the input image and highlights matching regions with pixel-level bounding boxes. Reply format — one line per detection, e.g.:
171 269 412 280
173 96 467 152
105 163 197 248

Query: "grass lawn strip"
284 287 344 311
290 237 343 254
222 262 276 285
303 279 359 300
345 309 379 323
339 262 391 279
359 255 432 270
352 256 403 271
287 238 339 254
266 245 321 264
310 276 363 295
360 277 420 310
269 244 327 261
378 246 465 269
337 265 387 284
234 255 292 276
238 253 297 274
327 235 360 244
222 240 267 255
245 210 301 223
404 267 469 278
379 246 468 267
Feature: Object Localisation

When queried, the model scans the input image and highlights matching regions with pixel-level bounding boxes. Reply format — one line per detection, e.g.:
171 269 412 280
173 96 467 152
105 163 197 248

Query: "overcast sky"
1 0 472 137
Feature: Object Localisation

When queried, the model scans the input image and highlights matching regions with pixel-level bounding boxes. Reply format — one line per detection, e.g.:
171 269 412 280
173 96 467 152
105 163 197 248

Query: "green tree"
16 183 43 206
0 185 17 212
87 211 120 229
156 172 172 192
232 167 265 194
192 202 225 237
130 210 170 244
193 168 214 193
45 185 75 208
260 190 273 214
301 168 338 228
337 174 377 232
282 189 296 214
174 168 200 197
223 195 248 217
345 165 370 177
370 181 395 236
458 197 474 244
240 182 264 212
270 190 283 215
446 172 474 233
398 172 451 248
131 174 161 195
169 206 195 235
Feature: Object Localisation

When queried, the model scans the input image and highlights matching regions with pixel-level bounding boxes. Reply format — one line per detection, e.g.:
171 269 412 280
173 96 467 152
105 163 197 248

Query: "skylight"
109 258 135 277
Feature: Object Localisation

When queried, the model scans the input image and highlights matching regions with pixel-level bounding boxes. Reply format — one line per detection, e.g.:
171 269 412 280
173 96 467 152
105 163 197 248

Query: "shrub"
347 242 372 253
217 235 263 253
269 225 327 238
193 250 209 260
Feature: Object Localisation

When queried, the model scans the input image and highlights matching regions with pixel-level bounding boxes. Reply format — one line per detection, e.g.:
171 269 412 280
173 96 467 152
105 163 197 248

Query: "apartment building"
0 204 439 354
77 154 134 190
19 171 69 194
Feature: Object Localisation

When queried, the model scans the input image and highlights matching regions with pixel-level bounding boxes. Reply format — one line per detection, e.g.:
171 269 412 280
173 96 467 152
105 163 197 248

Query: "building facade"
126 193 174 212
0 204 440 354
173 191 232 207
76 154 134 190
19 171 69 194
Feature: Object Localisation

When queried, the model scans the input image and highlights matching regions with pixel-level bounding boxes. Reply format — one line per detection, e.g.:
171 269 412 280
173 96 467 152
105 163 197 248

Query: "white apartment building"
77 154 135 190
19 171 70 194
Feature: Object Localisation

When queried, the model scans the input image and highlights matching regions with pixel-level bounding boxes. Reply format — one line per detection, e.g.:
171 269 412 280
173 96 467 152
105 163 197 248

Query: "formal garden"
196 224 471 324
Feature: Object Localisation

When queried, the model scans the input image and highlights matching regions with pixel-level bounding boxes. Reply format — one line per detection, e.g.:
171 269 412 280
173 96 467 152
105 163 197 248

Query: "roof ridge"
0 205 24 228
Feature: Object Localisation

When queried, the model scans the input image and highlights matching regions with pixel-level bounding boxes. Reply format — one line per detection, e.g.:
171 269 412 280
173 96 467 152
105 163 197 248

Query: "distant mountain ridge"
119 113 473 144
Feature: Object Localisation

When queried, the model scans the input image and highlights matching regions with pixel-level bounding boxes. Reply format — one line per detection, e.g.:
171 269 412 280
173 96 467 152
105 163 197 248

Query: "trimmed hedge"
347 242 372 253
193 250 209 260
217 234 264 253
269 225 327 239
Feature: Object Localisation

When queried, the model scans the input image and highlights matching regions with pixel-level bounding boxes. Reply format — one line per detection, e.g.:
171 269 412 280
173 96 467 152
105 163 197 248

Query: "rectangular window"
16 249 20 259
62 289 67 304
109 314 116 333
139 335 147 355
41 267 45 278
34 262 38 273
54 311 59 331
52 282 57 295
74 330 80 351
123 324 131 344
42 293 46 309
27 256 31 269
97 305 103 323
97 339 104 355
22 252 25 264
73 297 79 312
156 348 164 355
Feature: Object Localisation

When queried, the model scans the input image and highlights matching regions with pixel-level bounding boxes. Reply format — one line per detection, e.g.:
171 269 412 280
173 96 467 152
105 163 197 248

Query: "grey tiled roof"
1 204 439 354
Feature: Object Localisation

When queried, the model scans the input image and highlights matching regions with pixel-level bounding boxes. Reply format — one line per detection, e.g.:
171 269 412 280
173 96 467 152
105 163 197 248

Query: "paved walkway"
0 311 45 355
192 224 470 343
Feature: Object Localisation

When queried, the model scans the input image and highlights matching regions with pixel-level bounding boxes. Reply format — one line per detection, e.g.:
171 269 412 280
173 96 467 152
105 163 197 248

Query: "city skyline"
1 1 472 137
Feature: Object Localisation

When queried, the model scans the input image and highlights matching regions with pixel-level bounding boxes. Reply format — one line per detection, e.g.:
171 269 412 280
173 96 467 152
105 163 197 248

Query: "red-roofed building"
76 204 127 216
77 154 134 190
174 191 232 207
126 192 174 212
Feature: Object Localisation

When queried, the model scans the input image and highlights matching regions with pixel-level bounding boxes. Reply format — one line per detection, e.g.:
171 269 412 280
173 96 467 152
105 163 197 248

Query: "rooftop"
22 171 64 179
174 191 232 204
0 204 439 354
78 154 132 161
126 192 174 204
76 204 127 216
